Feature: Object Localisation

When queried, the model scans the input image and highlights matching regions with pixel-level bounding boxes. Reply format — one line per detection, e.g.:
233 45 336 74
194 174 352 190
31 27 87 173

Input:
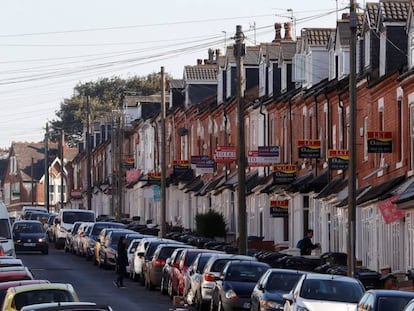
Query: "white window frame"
364 31 371 68
293 54 306 82
397 87 404 168
409 93 414 173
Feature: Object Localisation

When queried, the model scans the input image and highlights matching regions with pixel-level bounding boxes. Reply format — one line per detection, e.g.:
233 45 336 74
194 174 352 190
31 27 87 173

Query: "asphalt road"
17 246 180 311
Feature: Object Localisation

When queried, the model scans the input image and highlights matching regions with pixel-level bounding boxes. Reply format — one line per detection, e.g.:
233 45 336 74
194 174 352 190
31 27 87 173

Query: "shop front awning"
393 177 414 207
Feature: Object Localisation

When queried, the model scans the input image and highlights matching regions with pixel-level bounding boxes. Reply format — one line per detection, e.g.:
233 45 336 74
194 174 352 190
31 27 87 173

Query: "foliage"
195 210 227 239
49 73 170 146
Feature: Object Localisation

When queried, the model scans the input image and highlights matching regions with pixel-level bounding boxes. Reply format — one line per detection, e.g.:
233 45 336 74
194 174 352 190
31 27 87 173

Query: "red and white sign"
214 146 236 163
378 195 405 224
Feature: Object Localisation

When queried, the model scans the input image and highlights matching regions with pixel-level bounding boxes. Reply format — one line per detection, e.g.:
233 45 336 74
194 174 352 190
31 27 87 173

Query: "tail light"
204 273 215 282
154 258 166 267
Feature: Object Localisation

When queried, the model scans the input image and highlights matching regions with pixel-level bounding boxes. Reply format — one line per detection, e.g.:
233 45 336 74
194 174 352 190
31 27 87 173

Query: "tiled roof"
265 43 281 61
380 0 410 22
184 65 217 81
303 28 335 46
366 2 380 29
12 141 59 182
169 79 184 89
279 41 297 60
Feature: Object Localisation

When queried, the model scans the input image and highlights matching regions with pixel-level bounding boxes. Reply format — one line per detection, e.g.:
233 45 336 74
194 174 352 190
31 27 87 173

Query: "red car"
0 266 34 282
169 249 221 297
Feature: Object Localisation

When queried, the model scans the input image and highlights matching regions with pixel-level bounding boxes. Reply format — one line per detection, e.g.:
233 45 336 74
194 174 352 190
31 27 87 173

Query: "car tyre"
160 277 167 295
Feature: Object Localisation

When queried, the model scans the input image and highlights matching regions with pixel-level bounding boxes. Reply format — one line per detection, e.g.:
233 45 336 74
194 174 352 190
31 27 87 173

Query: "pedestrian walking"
296 229 320 255
113 235 128 288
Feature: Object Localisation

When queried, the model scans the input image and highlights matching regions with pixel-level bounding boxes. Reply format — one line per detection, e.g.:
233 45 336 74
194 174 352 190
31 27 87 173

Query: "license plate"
23 243 36 247
243 302 251 309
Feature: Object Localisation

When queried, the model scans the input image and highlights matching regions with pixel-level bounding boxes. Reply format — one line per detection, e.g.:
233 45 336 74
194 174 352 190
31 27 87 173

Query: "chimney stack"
197 59 202 65
284 22 293 40
208 48 214 63
273 23 282 42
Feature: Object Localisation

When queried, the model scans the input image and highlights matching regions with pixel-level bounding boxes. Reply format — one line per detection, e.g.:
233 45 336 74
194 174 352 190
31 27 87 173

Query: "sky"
0 0 369 148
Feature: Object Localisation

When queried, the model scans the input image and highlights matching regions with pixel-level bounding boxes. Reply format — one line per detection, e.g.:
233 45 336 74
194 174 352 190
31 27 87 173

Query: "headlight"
224 289 238 299
263 300 283 309
38 238 44 243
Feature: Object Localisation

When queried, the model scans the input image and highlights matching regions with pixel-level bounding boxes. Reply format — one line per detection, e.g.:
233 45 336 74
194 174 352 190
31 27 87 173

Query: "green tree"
49 73 170 146
195 210 227 239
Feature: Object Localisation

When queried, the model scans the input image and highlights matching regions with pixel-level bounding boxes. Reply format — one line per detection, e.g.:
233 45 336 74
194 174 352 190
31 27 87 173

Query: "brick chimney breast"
273 23 282 42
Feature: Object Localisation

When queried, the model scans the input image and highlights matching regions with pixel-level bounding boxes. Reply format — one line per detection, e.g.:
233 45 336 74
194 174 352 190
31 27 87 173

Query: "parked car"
144 243 190 290
357 289 414 311
185 251 225 307
1 283 79 311
210 260 271 311
0 258 23 268
139 239 183 286
19 302 113 311
72 222 94 256
403 297 414 311
0 202 15 257
194 253 256 310
131 237 163 282
84 222 126 262
250 268 305 311
93 227 126 266
0 267 34 283
283 273 365 311
169 248 221 298
12 220 48 255
160 246 195 295
63 222 83 253
44 213 57 243
0 280 50 306
98 229 136 269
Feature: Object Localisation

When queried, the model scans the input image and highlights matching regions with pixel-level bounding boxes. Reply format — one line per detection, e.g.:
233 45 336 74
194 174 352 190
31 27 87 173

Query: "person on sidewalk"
297 229 320 256
114 236 128 288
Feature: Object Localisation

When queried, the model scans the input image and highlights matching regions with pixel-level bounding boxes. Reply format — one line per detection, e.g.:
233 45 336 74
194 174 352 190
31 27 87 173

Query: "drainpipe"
324 93 332 183
338 93 345 150
289 97 293 164
259 101 268 175
224 104 228 179
313 94 319 177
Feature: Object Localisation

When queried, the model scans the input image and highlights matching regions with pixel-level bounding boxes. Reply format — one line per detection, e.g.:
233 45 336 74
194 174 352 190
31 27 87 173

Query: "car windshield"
14 222 43 233
266 273 303 292
62 212 95 224
377 296 414 311
13 289 75 310
0 219 11 239
301 279 364 303
211 259 232 272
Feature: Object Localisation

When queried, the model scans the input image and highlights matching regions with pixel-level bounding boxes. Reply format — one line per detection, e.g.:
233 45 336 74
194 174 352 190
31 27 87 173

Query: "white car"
283 273 365 311
127 238 143 276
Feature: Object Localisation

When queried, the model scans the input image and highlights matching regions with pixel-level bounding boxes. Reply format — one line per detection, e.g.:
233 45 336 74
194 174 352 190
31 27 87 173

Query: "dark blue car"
12 220 49 254
250 268 305 311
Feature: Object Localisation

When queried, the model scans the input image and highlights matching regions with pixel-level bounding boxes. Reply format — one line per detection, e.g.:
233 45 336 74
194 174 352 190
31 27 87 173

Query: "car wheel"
160 277 167 295
197 291 205 311
210 296 217 311
217 299 222 311
167 279 174 298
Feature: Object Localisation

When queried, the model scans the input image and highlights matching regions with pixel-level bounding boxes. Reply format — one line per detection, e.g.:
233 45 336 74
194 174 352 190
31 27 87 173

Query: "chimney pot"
273 23 282 42
284 22 293 40
197 59 202 65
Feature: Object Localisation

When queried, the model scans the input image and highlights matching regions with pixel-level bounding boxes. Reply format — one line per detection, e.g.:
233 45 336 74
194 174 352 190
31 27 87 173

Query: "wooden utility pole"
234 25 247 255
160 67 167 238
44 123 49 212
347 0 357 278
60 129 65 208
86 96 92 210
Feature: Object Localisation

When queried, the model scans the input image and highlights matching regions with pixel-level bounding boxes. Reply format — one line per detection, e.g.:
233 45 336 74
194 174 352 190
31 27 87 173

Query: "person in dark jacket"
297 229 320 255
113 236 128 288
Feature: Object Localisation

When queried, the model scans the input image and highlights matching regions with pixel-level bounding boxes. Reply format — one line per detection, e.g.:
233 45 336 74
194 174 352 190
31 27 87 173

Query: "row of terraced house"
4 0 414 274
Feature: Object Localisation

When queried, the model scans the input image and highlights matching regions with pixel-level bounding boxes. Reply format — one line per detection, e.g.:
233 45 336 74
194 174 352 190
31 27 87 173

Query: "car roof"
266 268 307 275
20 302 110 311
7 283 75 294
207 253 256 261
13 220 43 224
0 280 49 290
365 289 414 297
303 272 360 282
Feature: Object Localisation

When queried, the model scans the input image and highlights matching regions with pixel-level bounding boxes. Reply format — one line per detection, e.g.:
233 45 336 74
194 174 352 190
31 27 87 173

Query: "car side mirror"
258 283 265 291
283 292 293 302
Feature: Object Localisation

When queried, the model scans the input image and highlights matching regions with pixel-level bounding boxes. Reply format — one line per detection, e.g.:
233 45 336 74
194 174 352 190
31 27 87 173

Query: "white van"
0 201 15 257
54 209 96 249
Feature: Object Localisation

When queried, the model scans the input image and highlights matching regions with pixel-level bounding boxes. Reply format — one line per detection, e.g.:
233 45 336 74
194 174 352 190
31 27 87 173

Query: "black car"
250 268 305 311
210 260 270 311
357 289 414 311
12 220 49 254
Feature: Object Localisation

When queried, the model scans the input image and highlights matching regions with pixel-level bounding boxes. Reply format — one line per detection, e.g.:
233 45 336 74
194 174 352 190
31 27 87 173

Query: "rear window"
62 211 95 224
266 272 303 292
13 289 75 310
159 247 179 259
211 259 232 272
301 279 364 303
197 255 213 272
92 223 124 235
0 219 11 239
184 252 201 266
